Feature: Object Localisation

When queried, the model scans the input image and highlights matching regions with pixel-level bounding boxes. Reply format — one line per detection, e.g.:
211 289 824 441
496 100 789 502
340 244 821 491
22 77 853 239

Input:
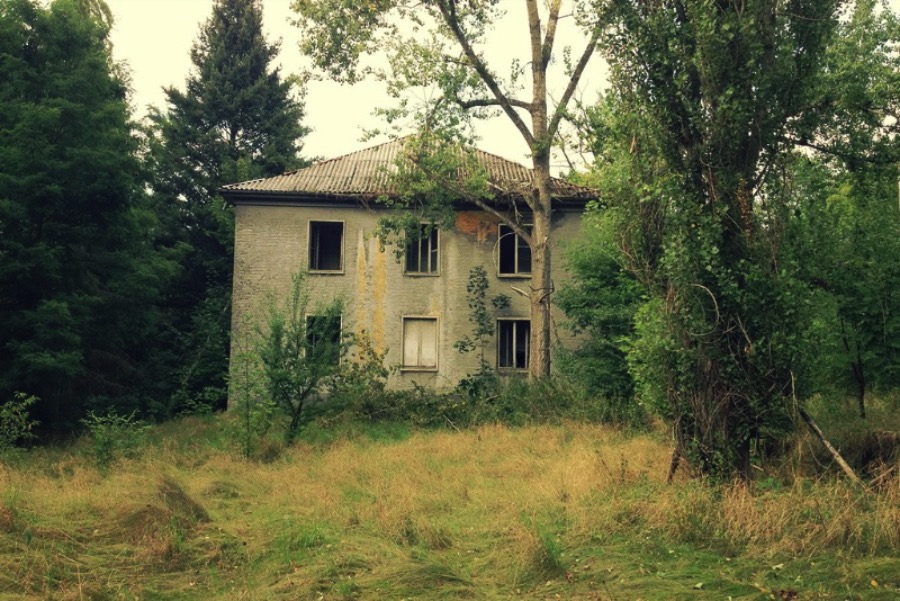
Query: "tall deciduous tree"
0 0 176 430
594 0 846 479
148 0 309 410
292 0 602 379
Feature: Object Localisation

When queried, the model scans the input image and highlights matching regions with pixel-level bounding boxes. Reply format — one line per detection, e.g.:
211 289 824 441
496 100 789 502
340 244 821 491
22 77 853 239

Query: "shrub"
0 393 39 452
81 410 150 470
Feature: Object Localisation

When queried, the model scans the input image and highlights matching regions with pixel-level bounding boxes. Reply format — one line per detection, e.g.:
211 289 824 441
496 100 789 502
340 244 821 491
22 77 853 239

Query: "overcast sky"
105 0 899 169
105 0 610 169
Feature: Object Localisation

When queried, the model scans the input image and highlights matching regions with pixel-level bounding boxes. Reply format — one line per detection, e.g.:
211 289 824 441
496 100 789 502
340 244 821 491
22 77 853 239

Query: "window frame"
497 318 530 371
404 224 440 276
497 223 532 277
400 316 439 372
308 219 345 273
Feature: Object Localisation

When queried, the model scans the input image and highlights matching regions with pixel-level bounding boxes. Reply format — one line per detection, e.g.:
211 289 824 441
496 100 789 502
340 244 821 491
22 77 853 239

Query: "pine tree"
147 0 309 411
0 0 176 431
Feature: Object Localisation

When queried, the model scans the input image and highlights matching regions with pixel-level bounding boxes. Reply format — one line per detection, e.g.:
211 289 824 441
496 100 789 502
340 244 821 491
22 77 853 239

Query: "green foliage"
226 348 278 459
81 410 150 470
453 266 510 401
147 0 310 413
594 0 848 479
329 332 393 419
785 156 900 414
343 376 603 430
0 0 179 432
557 204 643 423
257 272 345 442
0 393 39 451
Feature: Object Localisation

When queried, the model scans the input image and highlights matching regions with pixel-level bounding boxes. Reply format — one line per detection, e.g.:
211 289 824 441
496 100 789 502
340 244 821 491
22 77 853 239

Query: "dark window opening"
498 319 530 369
306 314 341 365
309 221 343 271
405 225 439 274
498 224 531 275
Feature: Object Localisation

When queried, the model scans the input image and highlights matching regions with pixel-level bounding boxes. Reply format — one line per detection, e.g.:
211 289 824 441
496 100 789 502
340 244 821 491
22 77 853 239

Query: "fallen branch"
796 406 866 489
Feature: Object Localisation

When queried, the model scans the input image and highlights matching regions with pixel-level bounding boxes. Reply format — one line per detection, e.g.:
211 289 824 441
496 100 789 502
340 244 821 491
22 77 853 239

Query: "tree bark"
529 186 553 379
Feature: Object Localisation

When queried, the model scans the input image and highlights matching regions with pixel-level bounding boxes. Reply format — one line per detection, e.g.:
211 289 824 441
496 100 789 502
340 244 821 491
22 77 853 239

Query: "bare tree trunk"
529 195 553 379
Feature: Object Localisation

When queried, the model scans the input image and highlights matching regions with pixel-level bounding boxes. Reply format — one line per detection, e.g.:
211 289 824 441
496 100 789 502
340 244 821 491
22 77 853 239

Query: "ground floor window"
497 319 530 369
402 317 438 370
306 314 341 364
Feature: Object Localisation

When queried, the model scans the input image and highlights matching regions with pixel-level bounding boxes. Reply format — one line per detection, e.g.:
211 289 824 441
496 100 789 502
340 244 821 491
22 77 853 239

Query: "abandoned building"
221 137 595 391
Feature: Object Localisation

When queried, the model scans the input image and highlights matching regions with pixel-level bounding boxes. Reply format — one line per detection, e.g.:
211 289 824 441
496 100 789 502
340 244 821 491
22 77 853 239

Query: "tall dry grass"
0 416 897 599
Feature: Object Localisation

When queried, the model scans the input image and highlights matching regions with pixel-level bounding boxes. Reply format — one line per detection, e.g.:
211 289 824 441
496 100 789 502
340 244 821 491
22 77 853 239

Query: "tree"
292 0 603 378
0 0 176 431
592 0 847 479
792 158 900 418
798 0 900 417
148 0 309 411
257 272 344 442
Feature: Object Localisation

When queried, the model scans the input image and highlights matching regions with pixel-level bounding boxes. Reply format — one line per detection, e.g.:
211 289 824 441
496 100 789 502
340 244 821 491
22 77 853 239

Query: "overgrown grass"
0 409 897 600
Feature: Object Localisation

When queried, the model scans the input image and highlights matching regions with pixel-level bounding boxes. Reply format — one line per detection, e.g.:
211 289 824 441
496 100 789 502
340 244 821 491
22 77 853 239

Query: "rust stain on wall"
455 211 498 243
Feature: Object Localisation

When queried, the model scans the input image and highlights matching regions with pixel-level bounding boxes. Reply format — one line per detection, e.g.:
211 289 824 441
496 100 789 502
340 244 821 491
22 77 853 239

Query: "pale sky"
106 0 900 170
105 0 606 169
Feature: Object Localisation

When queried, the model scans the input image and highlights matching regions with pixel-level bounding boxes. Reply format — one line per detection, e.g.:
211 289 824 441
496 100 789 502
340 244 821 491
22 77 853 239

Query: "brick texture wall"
230 202 584 399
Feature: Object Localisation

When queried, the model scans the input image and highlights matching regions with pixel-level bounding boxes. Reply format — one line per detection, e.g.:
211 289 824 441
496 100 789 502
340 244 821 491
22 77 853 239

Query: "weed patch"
0 416 897 599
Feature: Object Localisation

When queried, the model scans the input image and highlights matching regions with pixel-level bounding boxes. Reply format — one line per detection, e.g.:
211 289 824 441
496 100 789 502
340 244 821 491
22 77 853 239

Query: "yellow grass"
0 417 897 599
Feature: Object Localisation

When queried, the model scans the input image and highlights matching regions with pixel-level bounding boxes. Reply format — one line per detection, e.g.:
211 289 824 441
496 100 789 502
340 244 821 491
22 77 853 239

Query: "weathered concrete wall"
230 202 584 396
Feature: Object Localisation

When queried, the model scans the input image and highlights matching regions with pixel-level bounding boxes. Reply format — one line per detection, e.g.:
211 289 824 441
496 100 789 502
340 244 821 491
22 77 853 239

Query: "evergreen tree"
0 0 176 432
147 0 309 411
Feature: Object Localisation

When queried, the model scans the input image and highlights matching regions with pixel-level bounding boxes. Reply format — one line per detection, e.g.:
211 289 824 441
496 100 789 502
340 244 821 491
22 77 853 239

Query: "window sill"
404 272 441 277
400 367 439 373
309 269 345 275
497 273 531 279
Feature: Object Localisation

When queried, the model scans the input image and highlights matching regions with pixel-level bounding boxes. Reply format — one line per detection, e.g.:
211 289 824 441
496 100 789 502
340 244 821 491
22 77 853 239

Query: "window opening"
498 224 531 275
498 319 530 369
309 221 343 271
405 224 439 274
305 314 341 365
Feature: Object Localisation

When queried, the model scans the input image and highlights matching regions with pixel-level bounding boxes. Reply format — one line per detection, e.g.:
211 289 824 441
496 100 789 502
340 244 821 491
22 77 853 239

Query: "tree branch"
547 25 600 140
785 136 899 165
435 0 535 147
452 93 532 111
542 0 562 70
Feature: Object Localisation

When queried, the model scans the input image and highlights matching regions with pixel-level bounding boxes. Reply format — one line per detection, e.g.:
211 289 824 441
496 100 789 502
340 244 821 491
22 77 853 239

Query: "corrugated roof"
221 137 596 201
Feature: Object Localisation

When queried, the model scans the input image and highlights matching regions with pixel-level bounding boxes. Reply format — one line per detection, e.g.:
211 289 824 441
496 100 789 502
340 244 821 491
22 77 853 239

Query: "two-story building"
221 138 594 392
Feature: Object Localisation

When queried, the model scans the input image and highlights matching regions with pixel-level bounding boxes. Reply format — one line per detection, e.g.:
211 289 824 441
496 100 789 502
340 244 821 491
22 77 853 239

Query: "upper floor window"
498 224 531 276
309 221 343 272
497 319 530 370
405 224 439 275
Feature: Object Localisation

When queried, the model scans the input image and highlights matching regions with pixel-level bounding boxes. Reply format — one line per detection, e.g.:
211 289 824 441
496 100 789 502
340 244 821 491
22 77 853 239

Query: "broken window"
402 317 438 370
309 221 343 271
497 319 530 370
498 224 531 276
405 224 439 274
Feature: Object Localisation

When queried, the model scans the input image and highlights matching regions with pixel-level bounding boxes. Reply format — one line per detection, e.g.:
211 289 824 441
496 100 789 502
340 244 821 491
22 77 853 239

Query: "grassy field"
0 407 897 600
